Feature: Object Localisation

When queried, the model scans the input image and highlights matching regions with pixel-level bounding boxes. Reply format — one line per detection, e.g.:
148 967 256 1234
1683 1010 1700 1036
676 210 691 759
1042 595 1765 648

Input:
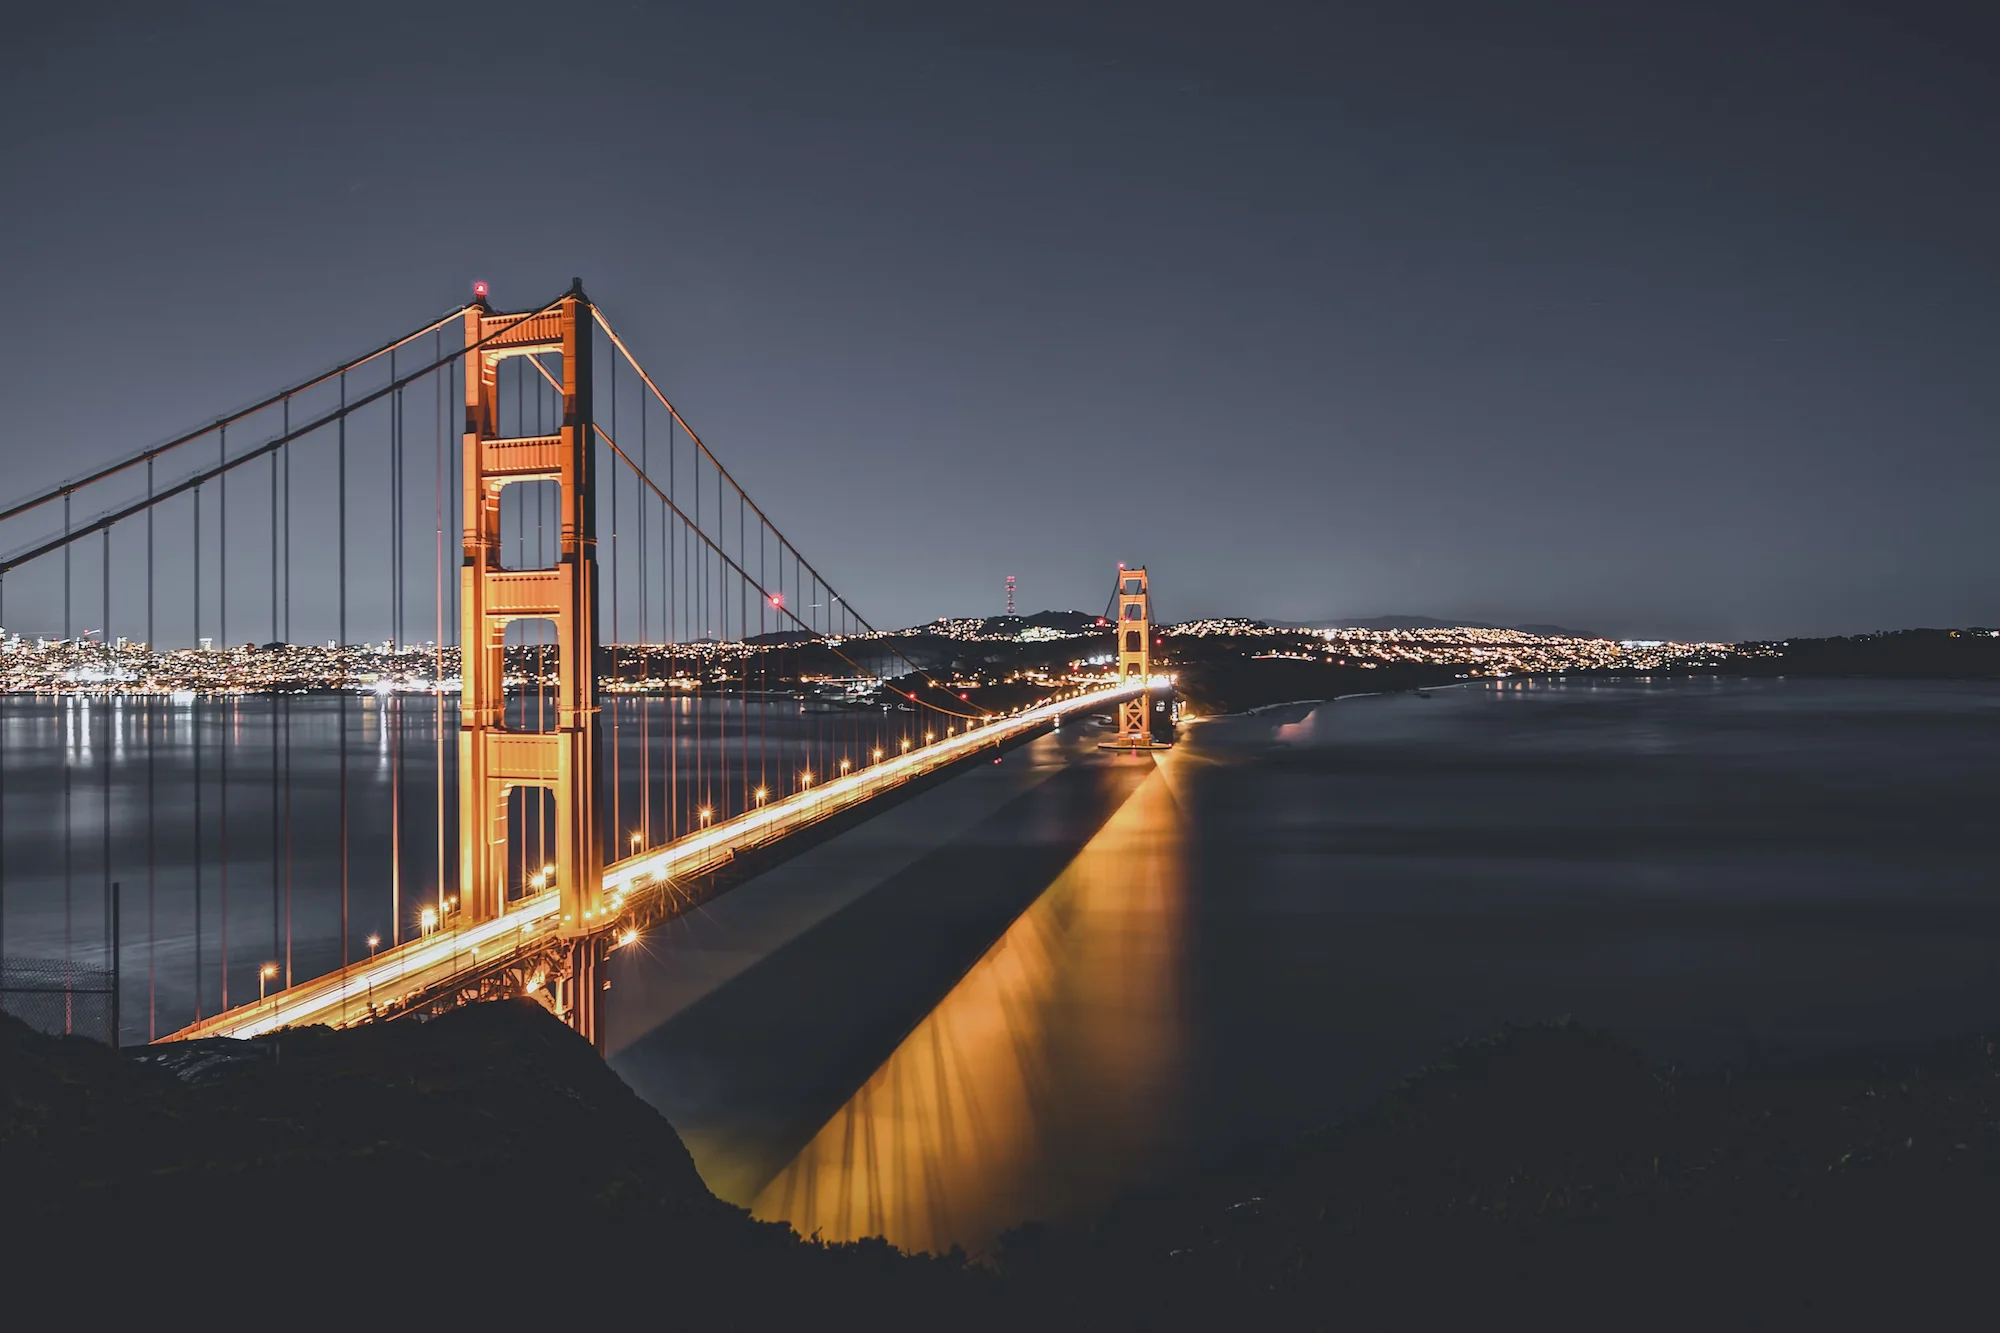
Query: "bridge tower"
459 281 607 1047
1111 565 1156 748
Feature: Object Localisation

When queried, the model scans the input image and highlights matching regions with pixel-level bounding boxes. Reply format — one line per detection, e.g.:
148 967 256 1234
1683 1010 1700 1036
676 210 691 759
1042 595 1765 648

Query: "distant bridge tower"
459 280 607 1047
1005 574 1016 617
1111 564 1156 747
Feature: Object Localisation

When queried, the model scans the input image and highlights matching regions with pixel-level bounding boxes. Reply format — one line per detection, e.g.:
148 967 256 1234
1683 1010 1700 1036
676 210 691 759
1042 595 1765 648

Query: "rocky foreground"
6 1004 1997 1326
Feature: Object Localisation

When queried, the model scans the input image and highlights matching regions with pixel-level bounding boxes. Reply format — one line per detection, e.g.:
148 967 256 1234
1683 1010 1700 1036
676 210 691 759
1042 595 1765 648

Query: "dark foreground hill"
7 1005 1999 1327
0 1001 993 1322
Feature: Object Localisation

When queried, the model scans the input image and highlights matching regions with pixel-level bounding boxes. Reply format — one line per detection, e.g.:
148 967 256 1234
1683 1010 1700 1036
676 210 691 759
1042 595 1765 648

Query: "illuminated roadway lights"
754 787 769 807
699 807 713 828
179 680 1142 1041
259 963 278 1003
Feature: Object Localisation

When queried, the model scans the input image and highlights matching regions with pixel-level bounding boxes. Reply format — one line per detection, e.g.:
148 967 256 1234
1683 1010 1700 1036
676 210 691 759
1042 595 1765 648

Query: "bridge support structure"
459 281 607 1042
1105 565 1171 749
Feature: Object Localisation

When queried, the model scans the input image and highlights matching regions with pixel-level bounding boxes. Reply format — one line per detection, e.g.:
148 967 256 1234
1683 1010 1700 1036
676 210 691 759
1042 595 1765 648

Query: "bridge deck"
162 683 1141 1042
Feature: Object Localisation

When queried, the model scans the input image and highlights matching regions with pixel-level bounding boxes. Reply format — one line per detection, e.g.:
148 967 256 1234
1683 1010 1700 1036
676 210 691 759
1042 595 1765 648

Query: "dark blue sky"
2 0 1994 641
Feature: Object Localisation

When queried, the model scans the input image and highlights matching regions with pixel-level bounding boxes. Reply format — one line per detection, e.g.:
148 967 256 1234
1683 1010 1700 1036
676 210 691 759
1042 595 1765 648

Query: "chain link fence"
1 957 117 1043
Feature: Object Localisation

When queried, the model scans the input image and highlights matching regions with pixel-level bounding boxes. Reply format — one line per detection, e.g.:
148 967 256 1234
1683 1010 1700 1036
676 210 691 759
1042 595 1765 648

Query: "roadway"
162 680 1145 1042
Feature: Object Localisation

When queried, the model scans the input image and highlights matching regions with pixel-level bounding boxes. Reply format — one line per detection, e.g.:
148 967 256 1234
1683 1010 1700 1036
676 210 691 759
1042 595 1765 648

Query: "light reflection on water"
751 754 1189 1255
634 678 2000 1258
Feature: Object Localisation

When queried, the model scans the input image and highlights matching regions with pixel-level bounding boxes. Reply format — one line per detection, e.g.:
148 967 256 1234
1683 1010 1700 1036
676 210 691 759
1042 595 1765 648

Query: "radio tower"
1005 574 1016 617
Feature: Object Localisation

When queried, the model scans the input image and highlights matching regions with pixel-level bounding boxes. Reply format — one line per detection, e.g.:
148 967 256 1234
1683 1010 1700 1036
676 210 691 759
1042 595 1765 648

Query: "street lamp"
754 787 768 806
259 963 277 1003
699 807 713 828
420 906 438 936
900 738 911 753
872 747 883 763
799 771 814 790
366 934 381 958
840 758 851 776
631 830 643 851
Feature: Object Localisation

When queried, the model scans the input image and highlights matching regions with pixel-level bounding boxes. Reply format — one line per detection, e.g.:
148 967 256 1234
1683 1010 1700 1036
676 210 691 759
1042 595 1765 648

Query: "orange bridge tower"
459 280 607 1045
1106 565 1173 749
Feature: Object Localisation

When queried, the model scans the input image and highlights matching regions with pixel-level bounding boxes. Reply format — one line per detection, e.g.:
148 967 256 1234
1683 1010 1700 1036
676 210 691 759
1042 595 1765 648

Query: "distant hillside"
980 610 1104 635
894 611 1106 637
1279 614 1600 639
1740 628 2000 678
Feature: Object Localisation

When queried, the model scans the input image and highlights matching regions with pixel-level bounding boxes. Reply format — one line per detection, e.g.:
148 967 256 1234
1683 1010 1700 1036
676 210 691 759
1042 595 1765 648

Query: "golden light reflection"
751 755 1188 1257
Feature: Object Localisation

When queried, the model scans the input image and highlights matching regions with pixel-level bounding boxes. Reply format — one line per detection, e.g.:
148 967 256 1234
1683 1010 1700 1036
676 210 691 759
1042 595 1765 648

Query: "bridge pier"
555 935 607 1054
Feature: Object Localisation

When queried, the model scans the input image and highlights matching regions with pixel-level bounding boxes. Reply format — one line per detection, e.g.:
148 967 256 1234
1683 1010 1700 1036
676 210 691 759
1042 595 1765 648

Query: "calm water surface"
0 694 898 1032
5 677 1994 1253
605 677 2000 1255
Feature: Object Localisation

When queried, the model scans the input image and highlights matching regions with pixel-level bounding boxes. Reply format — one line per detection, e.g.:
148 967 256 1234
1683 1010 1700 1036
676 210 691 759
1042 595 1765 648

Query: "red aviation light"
770 593 783 608
472 280 489 299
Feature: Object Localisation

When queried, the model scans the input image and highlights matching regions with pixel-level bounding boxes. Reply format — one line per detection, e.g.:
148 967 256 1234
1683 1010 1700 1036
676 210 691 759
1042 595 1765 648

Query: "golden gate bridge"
0 282 1170 1052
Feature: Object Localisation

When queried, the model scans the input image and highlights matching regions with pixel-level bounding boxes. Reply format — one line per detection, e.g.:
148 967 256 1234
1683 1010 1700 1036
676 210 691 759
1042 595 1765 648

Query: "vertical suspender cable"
282 399 293 985
218 428 228 1010
391 354 403 937
146 458 156 1035
191 483 201 1020
639 379 649 847
446 347 459 915
270 406 280 976
696 436 704 816
668 410 677 842
433 330 446 934
101 529 112 1034
739 489 747 816
536 375 546 872
62 493 72 1032
609 350 620 854
759 515 767 802
338 371 349 966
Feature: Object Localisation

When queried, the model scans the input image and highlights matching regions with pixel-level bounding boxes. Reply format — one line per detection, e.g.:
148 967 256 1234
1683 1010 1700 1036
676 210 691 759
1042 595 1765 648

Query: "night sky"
2 1 1994 642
